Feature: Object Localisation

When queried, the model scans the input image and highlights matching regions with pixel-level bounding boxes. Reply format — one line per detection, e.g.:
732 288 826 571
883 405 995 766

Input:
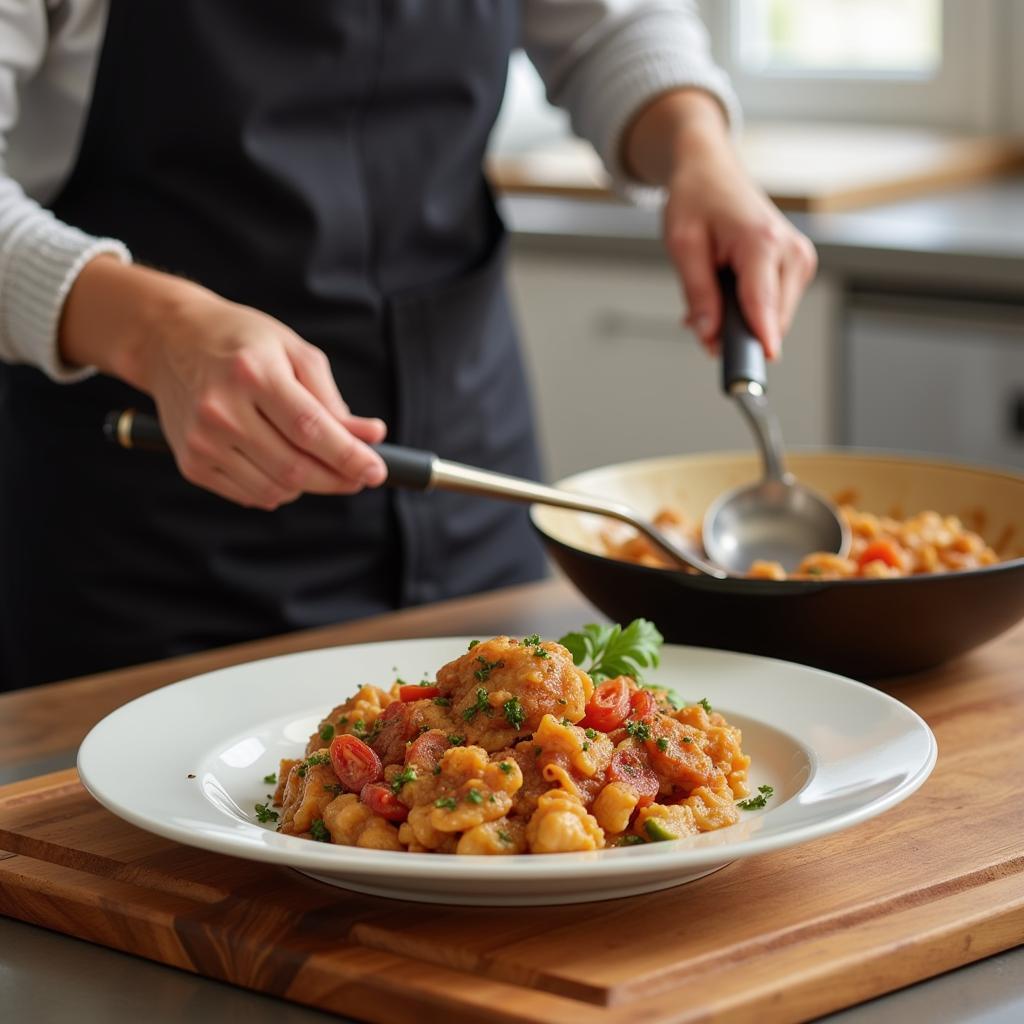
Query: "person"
0 1 816 690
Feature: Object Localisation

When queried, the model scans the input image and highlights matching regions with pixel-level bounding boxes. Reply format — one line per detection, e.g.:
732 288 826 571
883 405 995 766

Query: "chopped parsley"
625 720 652 742
352 718 366 734
338 716 349 725
656 737 669 752
561 717 572 727
254 802 278 823
532 647 549 659
698 698 712 714
521 633 541 646
473 656 504 683
617 834 646 846
447 734 466 746
681 736 693 744
432 696 452 707
435 796 458 810
468 639 480 650
503 697 526 732
324 783 344 795
581 741 590 751
391 766 417 794
465 788 484 805
310 819 330 842
297 751 331 778
463 687 492 721
584 728 598 740
319 723 335 742
262 772 277 785
497 829 513 844
737 784 775 811
498 761 513 774
417 680 433 687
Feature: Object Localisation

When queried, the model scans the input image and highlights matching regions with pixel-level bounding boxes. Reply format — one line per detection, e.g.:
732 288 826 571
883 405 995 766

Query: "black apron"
0 0 545 690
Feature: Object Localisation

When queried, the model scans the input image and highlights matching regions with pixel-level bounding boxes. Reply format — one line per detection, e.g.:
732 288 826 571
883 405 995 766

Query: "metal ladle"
701 270 850 574
102 409 728 578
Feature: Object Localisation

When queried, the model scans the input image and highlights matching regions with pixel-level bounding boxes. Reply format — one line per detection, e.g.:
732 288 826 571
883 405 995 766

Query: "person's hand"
623 89 817 359
59 259 387 509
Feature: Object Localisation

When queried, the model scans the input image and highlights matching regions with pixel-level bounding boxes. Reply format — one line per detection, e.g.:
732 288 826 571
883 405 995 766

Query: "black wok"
530 450 1024 679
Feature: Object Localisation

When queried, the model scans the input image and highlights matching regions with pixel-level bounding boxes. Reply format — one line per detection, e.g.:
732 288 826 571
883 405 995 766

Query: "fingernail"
363 461 387 486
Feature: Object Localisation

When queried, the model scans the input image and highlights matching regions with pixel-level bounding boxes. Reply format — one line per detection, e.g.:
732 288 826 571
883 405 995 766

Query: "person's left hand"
625 90 817 360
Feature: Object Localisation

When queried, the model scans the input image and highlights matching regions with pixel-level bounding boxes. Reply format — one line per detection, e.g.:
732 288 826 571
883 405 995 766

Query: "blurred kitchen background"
488 0 1024 480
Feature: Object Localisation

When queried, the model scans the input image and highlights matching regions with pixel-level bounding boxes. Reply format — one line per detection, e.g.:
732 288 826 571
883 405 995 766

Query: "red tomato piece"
400 684 440 701
360 782 410 823
607 747 659 807
329 734 383 792
405 730 450 771
630 689 658 720
580 677 631 732
857 538 904 570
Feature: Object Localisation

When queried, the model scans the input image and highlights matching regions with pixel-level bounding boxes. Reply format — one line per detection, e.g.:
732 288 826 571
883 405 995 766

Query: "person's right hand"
59 257 387 510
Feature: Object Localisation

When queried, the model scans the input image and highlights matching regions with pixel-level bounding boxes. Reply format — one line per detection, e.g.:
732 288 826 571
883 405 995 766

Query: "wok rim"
530 447 1024 591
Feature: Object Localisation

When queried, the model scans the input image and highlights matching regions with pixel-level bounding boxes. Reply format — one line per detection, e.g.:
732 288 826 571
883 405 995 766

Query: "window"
698 0 1005 131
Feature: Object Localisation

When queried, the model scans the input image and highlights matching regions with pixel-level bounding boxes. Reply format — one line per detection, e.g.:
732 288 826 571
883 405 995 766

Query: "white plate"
78 638 936 906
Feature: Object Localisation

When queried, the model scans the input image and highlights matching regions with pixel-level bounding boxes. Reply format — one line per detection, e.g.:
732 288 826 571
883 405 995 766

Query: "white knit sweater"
0 0 739 382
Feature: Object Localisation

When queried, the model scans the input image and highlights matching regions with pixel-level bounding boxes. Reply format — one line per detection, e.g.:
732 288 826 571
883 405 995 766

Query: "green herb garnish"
463 687 492 721
352 718 366 734
625 720 652 742
681 736 693 744
391 766 417 794
310 819 330 842
468 640 480 650
319 723 335 742
297 751 331 778
498 761 513 774
262 772 277 785
473 657 503 683
584 728 597 740
698 698 712 714
447 734 466 746
435 796 458 810
497 829 513 844
521 634 541 647
617 834 646 846
503 697 526 732
465 788 484 805
255 802 278 823
433 696 452 707
656 737 669 752
558 619 663 684
737 784 775 811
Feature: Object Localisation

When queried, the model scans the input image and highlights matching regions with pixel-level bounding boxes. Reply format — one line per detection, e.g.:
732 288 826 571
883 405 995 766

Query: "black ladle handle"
719 267 767 395
102 409 725 577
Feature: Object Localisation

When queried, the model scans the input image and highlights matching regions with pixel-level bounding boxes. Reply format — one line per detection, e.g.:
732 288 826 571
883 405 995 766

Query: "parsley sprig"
558 619 663 683
737 784 775 810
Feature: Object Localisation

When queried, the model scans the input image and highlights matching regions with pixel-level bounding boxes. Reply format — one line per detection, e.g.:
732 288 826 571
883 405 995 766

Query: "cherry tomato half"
580 677 631 732
360 782 410 823
400 683 440 701
329 734 383 792
857 538 904 570
607 747 659 807
406 730 450 772
630 689 658 720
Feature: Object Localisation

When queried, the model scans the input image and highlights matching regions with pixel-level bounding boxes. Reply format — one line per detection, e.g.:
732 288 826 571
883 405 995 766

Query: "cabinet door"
508 250 837 481
845 299 1024 470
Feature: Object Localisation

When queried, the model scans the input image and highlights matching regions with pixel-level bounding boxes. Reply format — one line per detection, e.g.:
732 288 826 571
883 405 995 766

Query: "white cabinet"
845 297 1024 469
508 248 839 481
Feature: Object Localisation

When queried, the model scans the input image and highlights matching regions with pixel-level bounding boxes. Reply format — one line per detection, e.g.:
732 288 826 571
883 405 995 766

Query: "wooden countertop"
2 578 1023 1024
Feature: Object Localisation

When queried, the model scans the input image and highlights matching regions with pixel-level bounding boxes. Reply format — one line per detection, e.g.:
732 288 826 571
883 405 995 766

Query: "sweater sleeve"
521 0 741 204
0 1 130 383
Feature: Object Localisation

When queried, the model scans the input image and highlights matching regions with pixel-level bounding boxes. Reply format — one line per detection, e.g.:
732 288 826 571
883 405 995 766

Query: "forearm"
621 88 734 187
58 256 209 392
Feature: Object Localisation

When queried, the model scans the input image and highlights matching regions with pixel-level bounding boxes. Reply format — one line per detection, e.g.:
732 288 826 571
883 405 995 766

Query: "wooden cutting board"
488 123 1024 212
1 705 1022 1024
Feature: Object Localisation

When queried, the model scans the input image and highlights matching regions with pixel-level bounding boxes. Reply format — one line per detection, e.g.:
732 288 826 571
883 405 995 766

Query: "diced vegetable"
360 782 410 822
405 730 450 772
400 684 440 701
580 677 631 732
629 689 658 720
607 747 659 807
857 538 904 570
329 734 383 792
644 818 676 842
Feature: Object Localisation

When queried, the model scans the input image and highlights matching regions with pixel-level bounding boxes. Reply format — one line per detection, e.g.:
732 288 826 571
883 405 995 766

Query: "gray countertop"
502 176 1024 294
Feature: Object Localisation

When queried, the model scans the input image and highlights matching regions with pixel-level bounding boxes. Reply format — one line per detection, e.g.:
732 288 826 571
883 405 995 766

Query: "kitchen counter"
502 176 1024 294
1 578 1022 1023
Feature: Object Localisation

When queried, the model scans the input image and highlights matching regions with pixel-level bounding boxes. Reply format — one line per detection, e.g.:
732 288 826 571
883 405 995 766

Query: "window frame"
697 0 1005 132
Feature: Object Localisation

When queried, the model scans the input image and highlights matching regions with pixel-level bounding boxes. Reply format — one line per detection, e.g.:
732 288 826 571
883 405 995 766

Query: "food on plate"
262 621 757 854
602 504 1001 579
